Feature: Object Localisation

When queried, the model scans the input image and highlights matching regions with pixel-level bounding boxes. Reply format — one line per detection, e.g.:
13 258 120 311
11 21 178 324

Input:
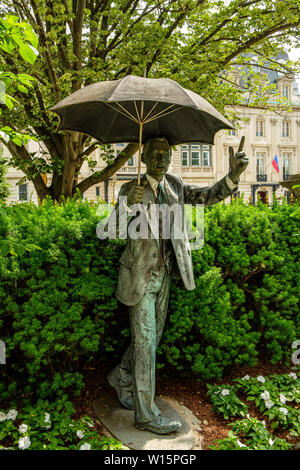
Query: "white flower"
18 436 31 450
237 440 246 448
265 400 274 409
42 412 51 429
6 409 18 421
242 375 250 381
280 394 287 404
79 443 91 450
221 389 230 396
0 412 6 422
257 376 265 383
81 418 93 428
246 414 250 418
288 373 297 379
76 430 85 439
18 424 28 434
269 438 274 446
279 407 288 416
260 391 270 400
262 420 266 427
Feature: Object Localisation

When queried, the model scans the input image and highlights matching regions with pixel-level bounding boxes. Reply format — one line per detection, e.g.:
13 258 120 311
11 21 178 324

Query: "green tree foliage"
0 198 298 400
0 0 299 201
0 15 38 143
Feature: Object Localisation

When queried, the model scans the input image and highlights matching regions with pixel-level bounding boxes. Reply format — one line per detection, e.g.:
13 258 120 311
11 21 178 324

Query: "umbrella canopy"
50 75 234 183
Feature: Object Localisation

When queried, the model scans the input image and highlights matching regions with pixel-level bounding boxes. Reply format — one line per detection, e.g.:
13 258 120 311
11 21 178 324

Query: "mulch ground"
72 359 298 450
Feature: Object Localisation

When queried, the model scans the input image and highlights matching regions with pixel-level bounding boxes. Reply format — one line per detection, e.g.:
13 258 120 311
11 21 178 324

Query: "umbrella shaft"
138 122 143 185
137 101 144 185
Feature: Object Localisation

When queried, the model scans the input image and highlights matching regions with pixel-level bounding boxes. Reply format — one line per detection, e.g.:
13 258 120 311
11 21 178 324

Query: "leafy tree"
0 15 38 139
0 0 299 202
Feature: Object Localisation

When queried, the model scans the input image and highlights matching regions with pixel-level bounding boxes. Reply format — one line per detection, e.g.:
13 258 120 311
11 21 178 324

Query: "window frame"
282 85 289 100
282 121 290 138
18 183 28 201
256 119 265 137
282 152 291 176
256 152 265 175
181 144 211 167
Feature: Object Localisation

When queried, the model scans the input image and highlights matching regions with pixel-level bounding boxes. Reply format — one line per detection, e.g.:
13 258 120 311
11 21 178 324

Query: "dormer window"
282 121 290 138
282 85 289 100
256 119 264 137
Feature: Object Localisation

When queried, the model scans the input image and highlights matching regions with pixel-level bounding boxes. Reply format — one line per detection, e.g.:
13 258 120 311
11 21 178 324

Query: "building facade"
3 76 300 205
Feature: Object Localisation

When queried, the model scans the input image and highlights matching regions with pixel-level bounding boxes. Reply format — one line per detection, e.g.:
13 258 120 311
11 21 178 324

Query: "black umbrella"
50 75 233 184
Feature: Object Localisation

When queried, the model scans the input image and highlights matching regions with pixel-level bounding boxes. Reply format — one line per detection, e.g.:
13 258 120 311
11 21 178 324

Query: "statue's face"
142 139 171 181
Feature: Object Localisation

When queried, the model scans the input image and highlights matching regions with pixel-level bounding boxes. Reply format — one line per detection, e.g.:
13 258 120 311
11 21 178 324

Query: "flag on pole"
272 155 279 173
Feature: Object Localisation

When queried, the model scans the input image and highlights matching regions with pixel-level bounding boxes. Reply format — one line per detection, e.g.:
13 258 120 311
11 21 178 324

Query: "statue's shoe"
135 415 182 434
107 371 134 410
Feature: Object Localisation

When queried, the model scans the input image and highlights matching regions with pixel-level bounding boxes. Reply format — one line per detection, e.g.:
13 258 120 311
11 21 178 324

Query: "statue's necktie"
157 182 167 205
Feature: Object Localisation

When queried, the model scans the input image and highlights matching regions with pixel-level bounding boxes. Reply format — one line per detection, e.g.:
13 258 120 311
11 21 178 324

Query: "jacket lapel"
140 173 180 247
141 174 159 247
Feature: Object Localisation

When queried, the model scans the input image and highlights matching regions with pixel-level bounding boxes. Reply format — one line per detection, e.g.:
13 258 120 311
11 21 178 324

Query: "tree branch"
29 0 61 101
72 0 86 91
75 142 139 194
222 21 300 66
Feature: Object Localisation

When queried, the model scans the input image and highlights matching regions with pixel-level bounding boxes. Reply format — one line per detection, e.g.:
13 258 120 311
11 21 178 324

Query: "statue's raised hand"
228 136 249 184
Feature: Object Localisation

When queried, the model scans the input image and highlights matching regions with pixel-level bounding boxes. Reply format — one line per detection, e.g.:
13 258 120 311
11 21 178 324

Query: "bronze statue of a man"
107 137 248 434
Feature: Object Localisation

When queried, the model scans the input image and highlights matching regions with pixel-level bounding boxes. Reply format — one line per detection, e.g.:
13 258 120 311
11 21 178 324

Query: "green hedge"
0 197 299 401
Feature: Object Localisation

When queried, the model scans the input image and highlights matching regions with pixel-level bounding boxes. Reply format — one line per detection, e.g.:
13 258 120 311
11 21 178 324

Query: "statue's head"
141 137 172 181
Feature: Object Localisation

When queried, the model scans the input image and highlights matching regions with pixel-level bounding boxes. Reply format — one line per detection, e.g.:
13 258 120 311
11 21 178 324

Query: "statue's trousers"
110 266 172 423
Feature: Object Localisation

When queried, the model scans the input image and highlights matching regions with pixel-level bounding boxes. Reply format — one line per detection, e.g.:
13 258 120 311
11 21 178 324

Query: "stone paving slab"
93 392 196 450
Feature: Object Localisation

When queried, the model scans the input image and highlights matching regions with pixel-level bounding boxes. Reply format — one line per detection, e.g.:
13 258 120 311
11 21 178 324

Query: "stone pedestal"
93 393 200 450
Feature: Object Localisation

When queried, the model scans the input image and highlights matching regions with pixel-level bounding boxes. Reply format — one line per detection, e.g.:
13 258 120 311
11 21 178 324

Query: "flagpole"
265 154 280 175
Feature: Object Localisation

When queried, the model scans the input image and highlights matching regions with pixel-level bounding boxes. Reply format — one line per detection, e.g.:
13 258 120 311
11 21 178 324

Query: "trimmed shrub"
0 197 299 400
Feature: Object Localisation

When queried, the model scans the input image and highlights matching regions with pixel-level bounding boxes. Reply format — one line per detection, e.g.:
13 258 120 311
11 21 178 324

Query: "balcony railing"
256 174 267 182
283 174 290 181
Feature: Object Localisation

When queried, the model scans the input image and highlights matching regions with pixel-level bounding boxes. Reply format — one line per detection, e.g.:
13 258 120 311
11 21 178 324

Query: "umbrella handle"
137 122 143 185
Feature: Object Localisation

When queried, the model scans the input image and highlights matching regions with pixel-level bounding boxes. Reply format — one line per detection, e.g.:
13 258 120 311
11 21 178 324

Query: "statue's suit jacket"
111 173 235 306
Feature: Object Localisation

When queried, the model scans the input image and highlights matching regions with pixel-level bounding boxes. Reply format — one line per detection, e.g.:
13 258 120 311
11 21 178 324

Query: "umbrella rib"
143 101 159 122
134 101 141 121
144 105 182 124
105 102 140 124
144 104 177 123
144 103 176 122
115 101 140 123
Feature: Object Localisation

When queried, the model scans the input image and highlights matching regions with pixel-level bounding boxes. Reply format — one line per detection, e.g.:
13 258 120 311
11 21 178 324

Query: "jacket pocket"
119 251 135 268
